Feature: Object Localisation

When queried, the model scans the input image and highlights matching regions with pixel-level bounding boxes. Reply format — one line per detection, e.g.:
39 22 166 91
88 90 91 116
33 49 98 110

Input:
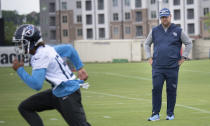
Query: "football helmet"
13 24 43 54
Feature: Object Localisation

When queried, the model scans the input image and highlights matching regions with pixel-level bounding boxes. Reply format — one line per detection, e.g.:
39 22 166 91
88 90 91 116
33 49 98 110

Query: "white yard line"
183 69 210 74
90 72 152 81
88 71 210 114
0 121 5 124
86 91 210 114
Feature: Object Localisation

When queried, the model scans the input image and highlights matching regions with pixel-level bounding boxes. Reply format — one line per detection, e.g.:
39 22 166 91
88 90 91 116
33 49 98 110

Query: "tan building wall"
56 10 75 44
147 19 158 33
132 8 149 38
110 22 122 39
110 8 149 40
75 24 83 40
123 21 133 39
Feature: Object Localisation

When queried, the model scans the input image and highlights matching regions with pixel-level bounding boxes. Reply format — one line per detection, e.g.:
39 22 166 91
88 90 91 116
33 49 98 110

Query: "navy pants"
152 67 179 116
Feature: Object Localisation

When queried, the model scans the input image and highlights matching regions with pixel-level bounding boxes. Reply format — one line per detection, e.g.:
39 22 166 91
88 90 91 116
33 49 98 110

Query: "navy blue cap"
159 8 171 18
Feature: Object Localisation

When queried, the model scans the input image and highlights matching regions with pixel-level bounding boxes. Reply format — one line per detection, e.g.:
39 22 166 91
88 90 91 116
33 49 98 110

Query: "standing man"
12 24 91 126
144 8 192 121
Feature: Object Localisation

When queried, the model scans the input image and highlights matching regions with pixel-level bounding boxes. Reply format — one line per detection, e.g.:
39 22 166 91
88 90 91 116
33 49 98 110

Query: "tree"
2 11 23 45
2 11 40 46
204 13 210 32
2 11 24 25
4 21 16 45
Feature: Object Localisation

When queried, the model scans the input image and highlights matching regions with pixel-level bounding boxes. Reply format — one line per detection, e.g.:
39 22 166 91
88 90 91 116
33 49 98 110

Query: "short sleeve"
31 53 50 70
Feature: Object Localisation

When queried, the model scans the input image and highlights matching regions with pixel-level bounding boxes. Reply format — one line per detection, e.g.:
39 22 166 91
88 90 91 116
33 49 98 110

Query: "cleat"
166 115 175 120
148 114 160 121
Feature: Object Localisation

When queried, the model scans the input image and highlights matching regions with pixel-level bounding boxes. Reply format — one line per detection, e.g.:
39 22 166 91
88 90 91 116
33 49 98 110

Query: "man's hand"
12 58 24 71
78 68 88 81
148 58 153 66
178 58 185 66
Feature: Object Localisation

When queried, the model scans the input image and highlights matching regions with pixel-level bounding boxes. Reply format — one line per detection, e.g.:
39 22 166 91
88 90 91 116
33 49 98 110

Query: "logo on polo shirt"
173 32 177 37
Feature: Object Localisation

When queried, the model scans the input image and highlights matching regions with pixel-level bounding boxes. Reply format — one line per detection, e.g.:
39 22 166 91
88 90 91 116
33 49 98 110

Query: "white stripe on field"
90 72 152 81
183 69 210 74
0 121 5 124
86 91 210 114
88 71 210 114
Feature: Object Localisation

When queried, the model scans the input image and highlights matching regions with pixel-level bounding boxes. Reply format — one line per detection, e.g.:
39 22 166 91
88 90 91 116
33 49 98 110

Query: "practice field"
0 60 210 126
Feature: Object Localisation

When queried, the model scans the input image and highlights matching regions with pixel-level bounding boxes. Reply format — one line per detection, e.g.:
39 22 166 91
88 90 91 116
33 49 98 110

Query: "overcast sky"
1 0 40 14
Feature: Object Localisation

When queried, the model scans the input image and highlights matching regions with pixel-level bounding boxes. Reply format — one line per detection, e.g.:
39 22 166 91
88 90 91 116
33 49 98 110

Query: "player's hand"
78 68 88 81
148 58 153 66
12 58 24 71
178 58 185 66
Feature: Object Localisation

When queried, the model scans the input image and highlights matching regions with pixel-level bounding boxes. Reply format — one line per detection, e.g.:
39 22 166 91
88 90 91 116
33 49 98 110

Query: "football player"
12 24 91 126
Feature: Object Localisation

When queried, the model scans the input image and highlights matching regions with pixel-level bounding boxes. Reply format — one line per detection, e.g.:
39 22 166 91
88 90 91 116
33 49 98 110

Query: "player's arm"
54 44 84 70
144 31 153 65
16 67 46 91
54 44 88 80
178 31 193 66
181 31 193 59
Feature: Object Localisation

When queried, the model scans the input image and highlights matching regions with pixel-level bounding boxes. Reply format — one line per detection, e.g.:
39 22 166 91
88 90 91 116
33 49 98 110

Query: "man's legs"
18 89 55 126
165 67 179 116
152 69 165 114
56 89 91 126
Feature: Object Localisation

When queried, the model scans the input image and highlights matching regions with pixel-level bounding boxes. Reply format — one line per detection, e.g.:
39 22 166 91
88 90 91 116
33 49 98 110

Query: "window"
77 15 82 23
49 16 56 26
125 12 130 20
76 1 82 8
187 0 193 4
63 29 68 37
174 10 180 20
77 29 83 36
136 26 143 36
86 1 92 10
188 23 194 34
135 0 141 8
204 8 209 16
125 26 130 34
173 0 180 5
113 0 118 7
50 30 56 40
151 0 156 4
49 3 55 12
163 0 168 3
99 28 105 38
187 9 194 19
62 2 67 10
87 29 93 39
98 14 105 24
113 13 119 21
125 0 130 6
86 15 92 24
113 27 119 35
62 16 67 23
136 11 142 22
151 11 156 18
98 0 104 10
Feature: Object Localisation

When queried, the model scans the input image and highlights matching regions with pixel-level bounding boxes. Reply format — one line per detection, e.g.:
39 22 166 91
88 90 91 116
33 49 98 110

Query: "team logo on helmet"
24 25 35 37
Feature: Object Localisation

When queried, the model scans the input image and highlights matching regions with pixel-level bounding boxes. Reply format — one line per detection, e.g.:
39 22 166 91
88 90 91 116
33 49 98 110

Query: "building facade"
40 0 57 44
40 0 210 44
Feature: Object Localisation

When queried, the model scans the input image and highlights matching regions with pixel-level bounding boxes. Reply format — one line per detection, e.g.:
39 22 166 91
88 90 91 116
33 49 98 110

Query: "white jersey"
31 45 76 87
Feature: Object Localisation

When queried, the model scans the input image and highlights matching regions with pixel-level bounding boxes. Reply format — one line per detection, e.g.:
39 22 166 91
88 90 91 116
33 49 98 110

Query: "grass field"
0 60 210 126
